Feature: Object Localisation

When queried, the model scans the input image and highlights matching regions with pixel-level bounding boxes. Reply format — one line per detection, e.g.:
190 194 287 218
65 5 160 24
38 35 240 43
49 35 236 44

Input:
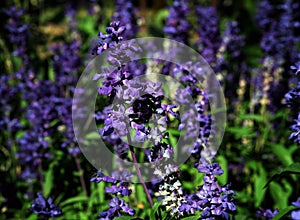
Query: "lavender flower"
195 6 221 65
180 163 236 219
256 0 299 61
291 62 300 75
99 197 135 219
256 208 279 219
3 6 30 69
92 21 125 55
285 62 300 144
50 40 81 86
290 113 300 144
112 0 138 40
0 75 21 134
291 197 300 220
221 21 248 99
29 193 62 218
285 83 300 109
163 0 190 44
253 0 300 111
91 170 135 219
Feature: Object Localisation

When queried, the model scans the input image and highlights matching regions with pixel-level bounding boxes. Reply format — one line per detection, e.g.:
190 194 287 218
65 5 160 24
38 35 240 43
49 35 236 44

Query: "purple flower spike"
291 197 300 220
257 208 278 219
29 193 62 218
291 62 300 75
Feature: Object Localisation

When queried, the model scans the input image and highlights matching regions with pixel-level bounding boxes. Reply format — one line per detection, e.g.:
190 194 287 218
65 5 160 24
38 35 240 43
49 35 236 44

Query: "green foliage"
264 163 300 188
273 206 298 220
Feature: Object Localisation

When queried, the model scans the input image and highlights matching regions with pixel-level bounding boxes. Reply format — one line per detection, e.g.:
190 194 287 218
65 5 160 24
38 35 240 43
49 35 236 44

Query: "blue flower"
164 0 190 44
291 197 300 220
291 62 300 75
29 193 62 218
257 208 278 219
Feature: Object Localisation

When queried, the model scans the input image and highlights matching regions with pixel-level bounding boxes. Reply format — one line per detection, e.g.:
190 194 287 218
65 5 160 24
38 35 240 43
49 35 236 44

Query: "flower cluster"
195 6 221 66
3 6 30 70
91 170 135 219
180 163 236 219
253 0 300 111
29 193 62 218
112 0 138 40
285 63 300 144
92 21 125 56
256 208 279 219
163 0 190 44
255 0 299 61
291 197 300 219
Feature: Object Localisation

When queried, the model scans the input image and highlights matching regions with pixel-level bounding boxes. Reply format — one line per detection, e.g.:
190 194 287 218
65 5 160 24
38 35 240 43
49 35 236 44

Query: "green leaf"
216 155 228 185
60 196 88 207
85 132 100 139
272 144 294 166
114 216 133 220
180 213 201 220
227 126 256 139
254 162 267 207
135 184 148 206
48 67 55 81
238 114 264 122
269 182 289 210
273 206 298 220
44 162 56 197
150 201 162 220
26 214 37 220
264 163 300 188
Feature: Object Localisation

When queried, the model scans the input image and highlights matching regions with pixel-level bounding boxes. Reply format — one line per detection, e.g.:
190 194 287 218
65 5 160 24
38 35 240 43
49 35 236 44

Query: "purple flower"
285 62 300 143
291 197 300 219
257 208 279 219
289 113 300 144
50 40 81 85
291 62 300 75
256 0 299 61
91 170 116 183
180 162 236 219
196 162 224 175
93 21 125 55
112 0 138 40
4 6 30 61
91 170 135 219
196 6 221 65
29 193 62 218
99 197 135 219
163 0 190 44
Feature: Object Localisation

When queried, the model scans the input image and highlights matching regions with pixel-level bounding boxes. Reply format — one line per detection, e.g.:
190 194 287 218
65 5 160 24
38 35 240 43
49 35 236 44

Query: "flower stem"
37 159 44 194
126 127 153 207
129 145 153 207
74 155 88 196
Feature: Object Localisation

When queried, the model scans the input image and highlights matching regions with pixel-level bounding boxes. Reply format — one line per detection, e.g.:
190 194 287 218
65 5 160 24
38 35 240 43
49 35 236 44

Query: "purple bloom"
257 208 278 219
289 113 300 144
4 6 30 66
196 6 221 65
50 40 81 85
180 162 236 219
112 0 138 40
291 196 300 219
93 21 125 55
196 162 224 175
256 0 299 61
29 193 62 218
285 62 300 144
291 62 300 75
99 197 135 219
164 0 190 44
91 170 135 219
